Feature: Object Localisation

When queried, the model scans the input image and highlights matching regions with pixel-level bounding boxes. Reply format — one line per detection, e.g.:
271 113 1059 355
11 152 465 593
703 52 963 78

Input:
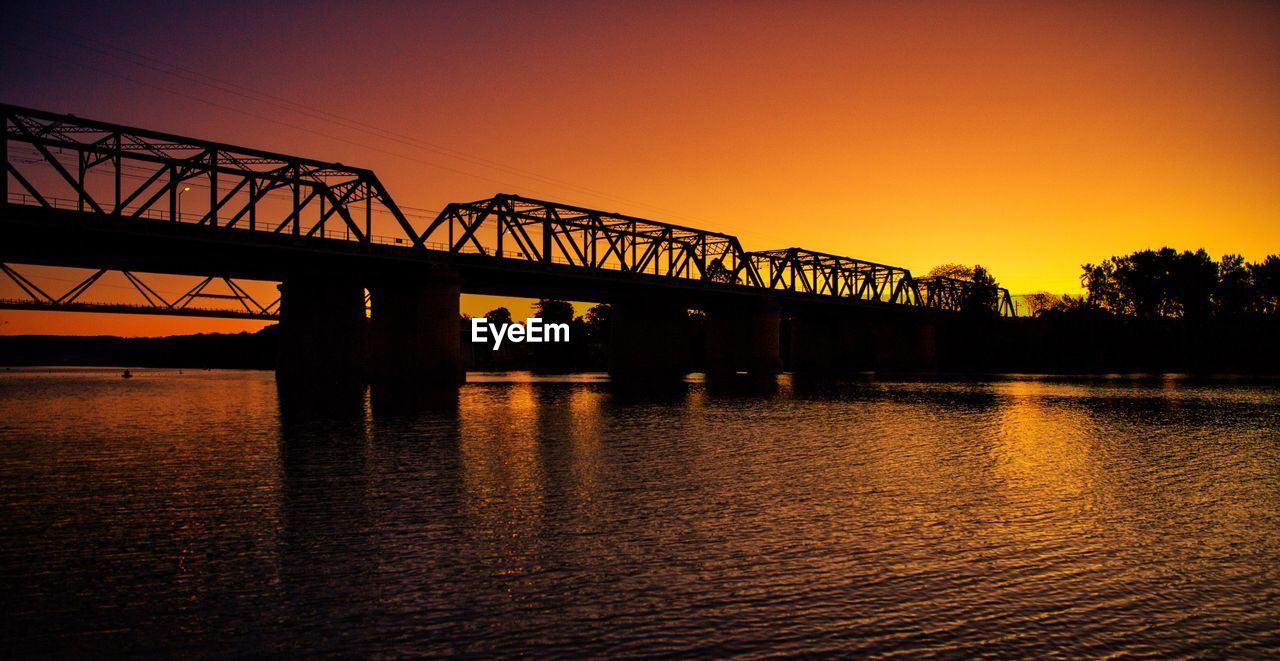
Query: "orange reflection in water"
991 380 1098 507
457 381 548 585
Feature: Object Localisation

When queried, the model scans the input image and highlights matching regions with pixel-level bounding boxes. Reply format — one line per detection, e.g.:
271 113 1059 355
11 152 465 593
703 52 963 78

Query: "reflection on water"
1 369 1278 656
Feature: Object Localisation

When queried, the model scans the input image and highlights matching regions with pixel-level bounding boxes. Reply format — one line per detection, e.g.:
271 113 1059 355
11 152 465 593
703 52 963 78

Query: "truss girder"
3 104 414 246
421 194 763 286
4 104 1016 317
748 248 921 306
913 276 1014 315
0 263 279 320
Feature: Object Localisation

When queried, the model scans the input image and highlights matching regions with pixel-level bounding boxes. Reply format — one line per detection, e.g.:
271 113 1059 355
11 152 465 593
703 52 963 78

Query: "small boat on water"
121 370 133 379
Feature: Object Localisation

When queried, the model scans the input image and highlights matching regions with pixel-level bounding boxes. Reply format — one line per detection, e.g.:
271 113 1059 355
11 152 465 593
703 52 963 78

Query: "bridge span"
2 103 1013 384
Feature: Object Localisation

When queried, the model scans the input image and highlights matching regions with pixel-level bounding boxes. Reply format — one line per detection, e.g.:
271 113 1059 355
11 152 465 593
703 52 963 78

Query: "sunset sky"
2 0 1277 336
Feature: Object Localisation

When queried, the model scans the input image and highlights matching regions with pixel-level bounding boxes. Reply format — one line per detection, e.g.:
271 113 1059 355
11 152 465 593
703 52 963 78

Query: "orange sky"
2 1 1277 336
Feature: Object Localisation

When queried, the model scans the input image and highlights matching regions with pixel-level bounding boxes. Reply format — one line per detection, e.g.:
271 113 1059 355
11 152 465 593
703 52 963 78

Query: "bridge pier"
868 316 938 371
704 300 782 378
276 275 368 386
788 311 938 375
608 296 690 382
368 270 464 385
789 314 872 375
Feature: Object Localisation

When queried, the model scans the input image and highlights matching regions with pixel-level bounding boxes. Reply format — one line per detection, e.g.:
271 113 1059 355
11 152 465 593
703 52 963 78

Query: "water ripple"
0 369 1277 656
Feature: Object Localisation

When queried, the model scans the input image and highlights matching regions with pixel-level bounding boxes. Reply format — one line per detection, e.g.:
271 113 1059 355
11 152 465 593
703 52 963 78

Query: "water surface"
1 369 1277 656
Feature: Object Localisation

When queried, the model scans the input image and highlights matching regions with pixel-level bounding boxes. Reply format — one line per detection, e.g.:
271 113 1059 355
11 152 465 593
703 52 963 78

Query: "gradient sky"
2 0 1278 336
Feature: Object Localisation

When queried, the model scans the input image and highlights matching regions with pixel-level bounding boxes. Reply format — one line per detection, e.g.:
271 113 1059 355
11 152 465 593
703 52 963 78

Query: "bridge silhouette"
2 103 1013 383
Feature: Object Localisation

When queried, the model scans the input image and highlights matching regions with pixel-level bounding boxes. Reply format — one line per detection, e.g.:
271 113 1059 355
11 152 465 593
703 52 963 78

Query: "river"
1 369 1277 656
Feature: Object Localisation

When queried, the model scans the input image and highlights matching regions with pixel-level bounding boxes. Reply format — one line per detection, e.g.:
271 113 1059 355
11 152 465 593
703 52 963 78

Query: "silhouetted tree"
704 257 736 283
1058 294 1092 313
1110 249 1169 317
927 263 975 280
929 263 1000 315
1077 248 1271 319
1023 292 1095 318
1214 254 1253 317
582 303 612 339
484 306 513 327
961 264 999 315
1080 261 1119 313
1023 292 1063 316
476 306 520 368
1249 255 1280 315
530 299 575 372
1169 249 1217 319
574 303 613 370
533 299 574 324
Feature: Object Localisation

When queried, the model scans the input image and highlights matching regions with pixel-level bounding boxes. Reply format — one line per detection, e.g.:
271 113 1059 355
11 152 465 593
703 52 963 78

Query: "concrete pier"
608 296 690 382
868 316 938 371
704 300 781 377
276 275 367 385
789 310 938 375
368 270 464 385
789 314 871 375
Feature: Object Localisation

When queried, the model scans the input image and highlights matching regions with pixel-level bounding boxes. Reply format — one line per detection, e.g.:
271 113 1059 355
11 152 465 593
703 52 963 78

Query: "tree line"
1023 249 1280 319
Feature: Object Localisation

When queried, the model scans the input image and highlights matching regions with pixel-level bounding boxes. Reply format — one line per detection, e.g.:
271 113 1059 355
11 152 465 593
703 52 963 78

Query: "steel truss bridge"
2 103 1014 320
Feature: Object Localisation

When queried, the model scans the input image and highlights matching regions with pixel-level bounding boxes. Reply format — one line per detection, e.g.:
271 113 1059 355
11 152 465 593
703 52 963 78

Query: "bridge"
2 103 1014 383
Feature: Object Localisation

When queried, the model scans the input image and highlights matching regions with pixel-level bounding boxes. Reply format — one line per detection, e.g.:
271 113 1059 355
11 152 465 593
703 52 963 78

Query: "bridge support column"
608 296 690 382
276 275 367 386
368 270 464 385
789 313 872 375
788 311 938 375
867 315 938 372
908 318 938 370
704 300 781 378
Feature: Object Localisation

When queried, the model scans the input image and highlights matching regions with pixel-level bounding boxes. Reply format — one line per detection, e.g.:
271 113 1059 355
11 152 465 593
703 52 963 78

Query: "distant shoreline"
3 313 1278 376
5 365 1280 382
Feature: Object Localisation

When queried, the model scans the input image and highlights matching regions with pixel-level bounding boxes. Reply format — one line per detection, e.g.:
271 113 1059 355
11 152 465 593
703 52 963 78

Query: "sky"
2 0 1278 336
